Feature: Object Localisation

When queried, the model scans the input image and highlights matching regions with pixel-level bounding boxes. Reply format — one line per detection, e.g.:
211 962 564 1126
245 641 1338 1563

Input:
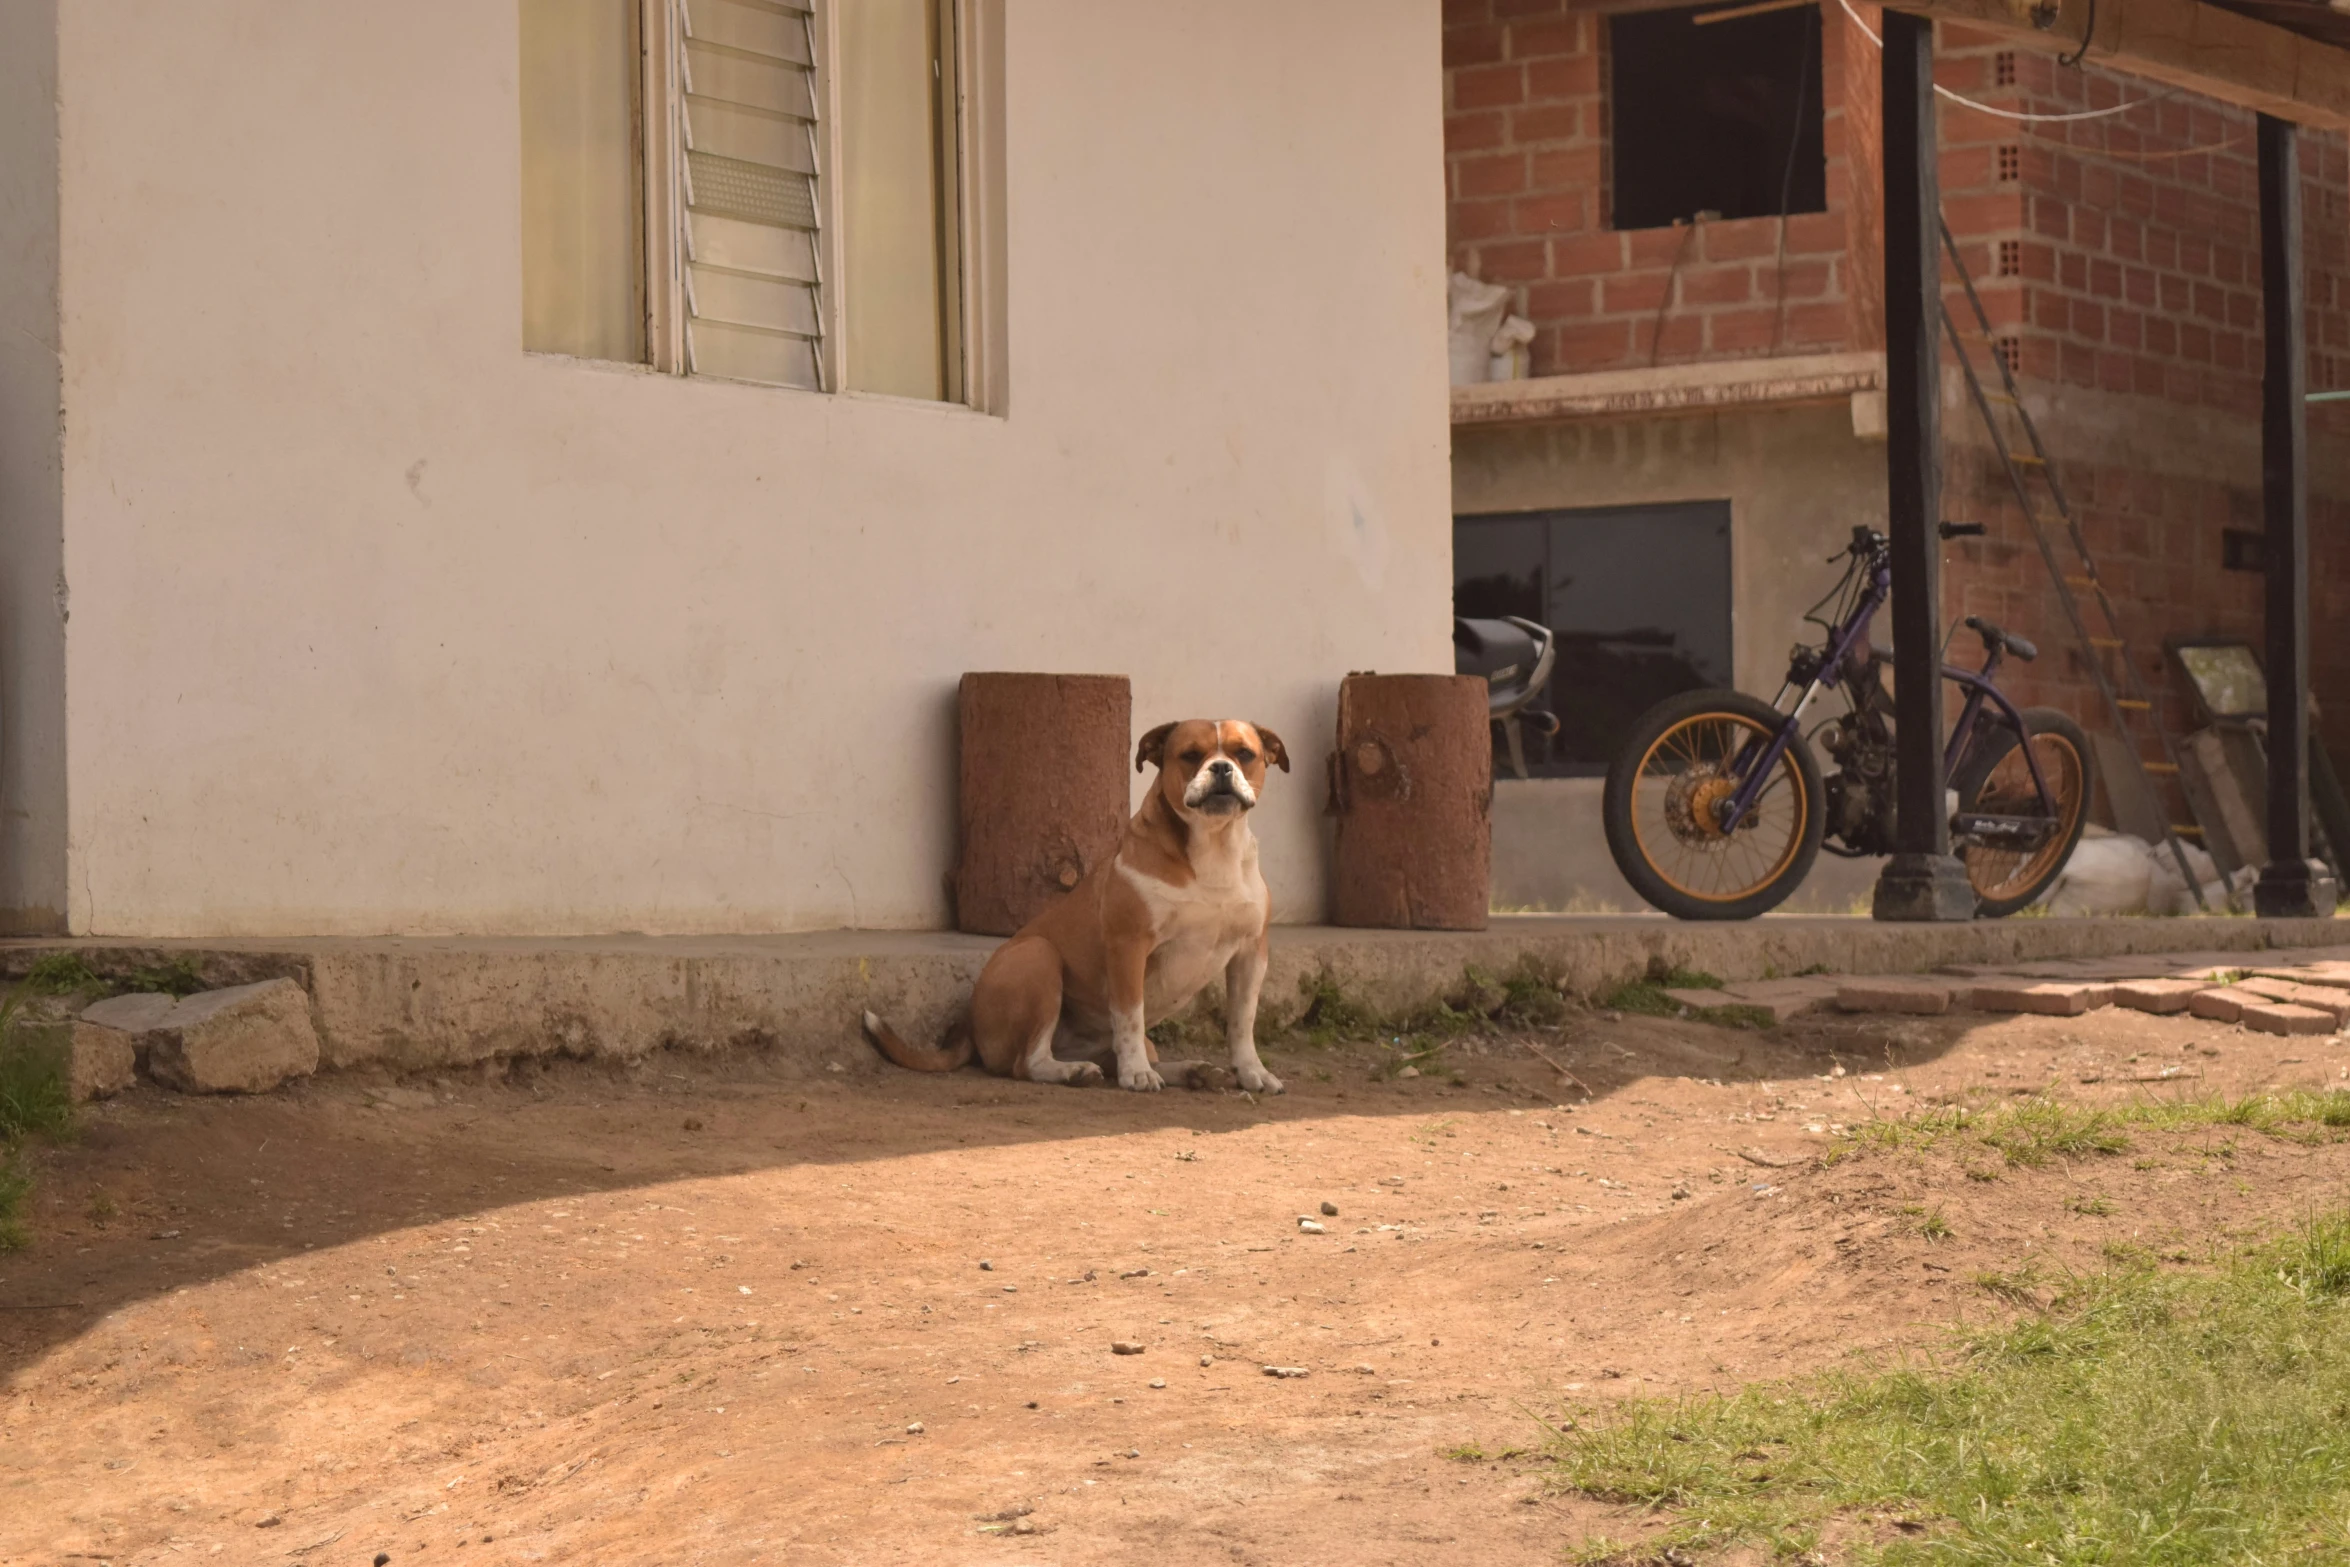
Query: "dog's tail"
861 1010 976 1073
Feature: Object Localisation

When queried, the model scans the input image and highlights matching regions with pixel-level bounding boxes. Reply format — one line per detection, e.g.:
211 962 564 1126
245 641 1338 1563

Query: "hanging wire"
1834 0 2173 123
1769 11 1818 353
2055 0 2097 68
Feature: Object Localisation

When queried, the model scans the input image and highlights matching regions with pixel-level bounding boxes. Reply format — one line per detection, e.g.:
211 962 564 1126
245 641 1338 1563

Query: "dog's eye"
1180 750 1206 766
1231 748 1256 765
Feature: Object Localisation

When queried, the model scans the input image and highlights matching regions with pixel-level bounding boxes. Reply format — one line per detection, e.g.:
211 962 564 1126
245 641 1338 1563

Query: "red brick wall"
1442 0 1867 375
1444 5 2350 805
1930 36 2350 754
1933 31 2350 418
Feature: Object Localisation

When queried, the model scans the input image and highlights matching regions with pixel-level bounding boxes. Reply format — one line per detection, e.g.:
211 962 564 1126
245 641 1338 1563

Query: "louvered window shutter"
676 0 825 389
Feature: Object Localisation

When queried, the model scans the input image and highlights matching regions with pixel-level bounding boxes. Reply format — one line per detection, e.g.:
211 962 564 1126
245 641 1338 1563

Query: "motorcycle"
1598 523 2095 920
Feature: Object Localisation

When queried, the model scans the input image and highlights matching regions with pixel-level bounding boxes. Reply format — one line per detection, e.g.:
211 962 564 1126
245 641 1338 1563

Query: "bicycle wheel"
1951 706 2094 918
1603 688 1825 920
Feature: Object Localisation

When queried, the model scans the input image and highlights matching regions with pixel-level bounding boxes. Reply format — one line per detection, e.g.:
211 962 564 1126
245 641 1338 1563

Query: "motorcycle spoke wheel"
1963 729 2087 906
1627 712 1812 908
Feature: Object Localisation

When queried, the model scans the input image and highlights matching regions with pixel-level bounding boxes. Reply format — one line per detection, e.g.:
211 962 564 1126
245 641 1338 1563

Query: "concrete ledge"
1450 352 1884 427
2 915 2343 1078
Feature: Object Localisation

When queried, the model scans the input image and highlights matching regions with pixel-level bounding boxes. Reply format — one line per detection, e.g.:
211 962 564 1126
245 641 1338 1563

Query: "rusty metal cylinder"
953 673 1131 936
1327 673 1492 930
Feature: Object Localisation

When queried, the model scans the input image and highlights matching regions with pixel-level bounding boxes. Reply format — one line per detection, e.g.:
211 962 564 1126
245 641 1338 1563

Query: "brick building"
1446 0 2350 905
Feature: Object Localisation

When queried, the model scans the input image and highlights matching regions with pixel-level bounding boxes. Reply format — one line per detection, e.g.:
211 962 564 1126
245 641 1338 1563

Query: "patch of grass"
1900 1203 1952 1242
21 952 106 997
1834 1090 2350 1172
0 1157 29 1252
0 994 71 1145
1603 962 1774 1030
1541 1210 2350 1563
1980 1100 2131 1168
1290 970 1378 1047
17 950 209 1002
1287 960 1572 1065
0 988 72 1253
2070 1194 2115 1217
120 955 207 998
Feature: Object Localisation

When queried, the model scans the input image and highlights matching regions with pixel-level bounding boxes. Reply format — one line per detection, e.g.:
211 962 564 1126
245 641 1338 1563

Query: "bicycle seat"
1964 615 2037 662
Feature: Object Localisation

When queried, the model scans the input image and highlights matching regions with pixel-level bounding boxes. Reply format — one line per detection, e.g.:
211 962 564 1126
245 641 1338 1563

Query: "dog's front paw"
1237 1063 1285 1095
1119 1064 1165 1093
1068 1061 1104 1087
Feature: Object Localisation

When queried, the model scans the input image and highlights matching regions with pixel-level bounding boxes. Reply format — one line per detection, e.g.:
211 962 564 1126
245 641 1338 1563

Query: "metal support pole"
1872 8 1973 921
2254 113 2333 917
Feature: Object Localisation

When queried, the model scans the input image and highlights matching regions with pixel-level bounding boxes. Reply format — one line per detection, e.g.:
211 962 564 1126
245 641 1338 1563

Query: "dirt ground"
4 1000 2348 1567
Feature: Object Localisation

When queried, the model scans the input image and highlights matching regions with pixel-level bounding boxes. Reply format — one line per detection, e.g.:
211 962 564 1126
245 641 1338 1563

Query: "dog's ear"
1251 725 1291 772
1136 721 1178 773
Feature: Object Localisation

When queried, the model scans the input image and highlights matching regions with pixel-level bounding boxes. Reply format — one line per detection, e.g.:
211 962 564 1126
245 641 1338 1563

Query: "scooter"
1454 616 1560 780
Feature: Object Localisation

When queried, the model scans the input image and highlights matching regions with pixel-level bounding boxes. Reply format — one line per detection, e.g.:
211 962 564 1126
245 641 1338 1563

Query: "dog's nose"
1209 759 1235 777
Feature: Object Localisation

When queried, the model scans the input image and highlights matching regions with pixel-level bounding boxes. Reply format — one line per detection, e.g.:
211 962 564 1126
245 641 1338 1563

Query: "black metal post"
2254 113 2331 917
1872 9 1973 921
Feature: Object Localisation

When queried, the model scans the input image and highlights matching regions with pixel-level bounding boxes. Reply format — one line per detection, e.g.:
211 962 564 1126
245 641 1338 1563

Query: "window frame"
635 0 991 408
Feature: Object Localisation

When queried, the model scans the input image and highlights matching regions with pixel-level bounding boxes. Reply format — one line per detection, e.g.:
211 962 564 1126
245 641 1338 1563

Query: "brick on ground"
2239 1000 2339 1036
2187 988 2246 1023
2109 977 2208 1014
2252 961 2350 991
1835 980 1953 1015
2233 976 2350 1024
1966 979 2115 1016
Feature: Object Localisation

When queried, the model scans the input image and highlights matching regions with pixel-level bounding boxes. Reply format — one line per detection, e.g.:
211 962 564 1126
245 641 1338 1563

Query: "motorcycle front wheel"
1603 688 1825 921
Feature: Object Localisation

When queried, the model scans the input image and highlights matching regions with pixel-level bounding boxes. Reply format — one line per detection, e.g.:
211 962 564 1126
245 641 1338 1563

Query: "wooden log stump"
954 673 1131 936
1327 673 1491 929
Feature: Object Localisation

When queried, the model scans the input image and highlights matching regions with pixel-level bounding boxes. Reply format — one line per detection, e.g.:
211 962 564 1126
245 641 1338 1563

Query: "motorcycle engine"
1819 717 1898 855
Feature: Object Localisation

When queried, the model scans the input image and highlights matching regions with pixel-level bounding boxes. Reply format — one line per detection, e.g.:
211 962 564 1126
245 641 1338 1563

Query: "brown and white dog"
862 719 1289 1094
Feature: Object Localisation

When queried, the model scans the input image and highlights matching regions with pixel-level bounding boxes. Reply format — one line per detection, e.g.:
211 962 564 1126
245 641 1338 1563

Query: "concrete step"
2 914 2342 1076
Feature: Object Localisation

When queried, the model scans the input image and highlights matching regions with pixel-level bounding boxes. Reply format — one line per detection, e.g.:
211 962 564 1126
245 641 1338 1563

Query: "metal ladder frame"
1935 218 2210 910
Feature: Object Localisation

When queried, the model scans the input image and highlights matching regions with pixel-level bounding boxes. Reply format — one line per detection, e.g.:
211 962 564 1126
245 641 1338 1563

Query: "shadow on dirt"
0 1002 1982 1378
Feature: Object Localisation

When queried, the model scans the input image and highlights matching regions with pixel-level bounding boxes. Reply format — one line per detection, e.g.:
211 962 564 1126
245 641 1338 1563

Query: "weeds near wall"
0 988 73 1251
22 951 206 1001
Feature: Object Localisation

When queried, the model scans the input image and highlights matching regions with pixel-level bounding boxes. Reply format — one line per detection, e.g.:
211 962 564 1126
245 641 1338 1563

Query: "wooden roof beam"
1905 0 2350 130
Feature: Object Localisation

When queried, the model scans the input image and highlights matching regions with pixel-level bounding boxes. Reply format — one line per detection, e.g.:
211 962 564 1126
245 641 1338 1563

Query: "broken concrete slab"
11 1011 137 1103
145 979 320 1095
2110 978 2207 1014
1713 977 1842 1023
1835 981 1953 1015
1966 980 2115 1016
67 1021 136 1101
78 991 180 1035
2239 1000 2339 1036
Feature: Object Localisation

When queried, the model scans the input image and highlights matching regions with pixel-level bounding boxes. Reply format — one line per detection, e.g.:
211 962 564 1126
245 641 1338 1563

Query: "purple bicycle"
1602 523 2093 920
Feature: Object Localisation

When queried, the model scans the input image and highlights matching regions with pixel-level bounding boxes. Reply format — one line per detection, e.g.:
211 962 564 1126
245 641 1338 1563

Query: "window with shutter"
675 0 826 389
521 0 980 402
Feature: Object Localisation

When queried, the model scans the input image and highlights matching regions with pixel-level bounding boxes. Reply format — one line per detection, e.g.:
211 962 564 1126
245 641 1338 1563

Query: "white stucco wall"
39 0 1452 936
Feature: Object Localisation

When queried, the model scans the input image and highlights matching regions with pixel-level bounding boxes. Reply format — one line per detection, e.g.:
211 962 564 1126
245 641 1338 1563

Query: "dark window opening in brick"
1455 503 1733 775
1994 335 2021 376
1998 239 2022 276
1997 144 2021 181
1993 50 2017 87
2223 528 2266 572
1606 3 1825 231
